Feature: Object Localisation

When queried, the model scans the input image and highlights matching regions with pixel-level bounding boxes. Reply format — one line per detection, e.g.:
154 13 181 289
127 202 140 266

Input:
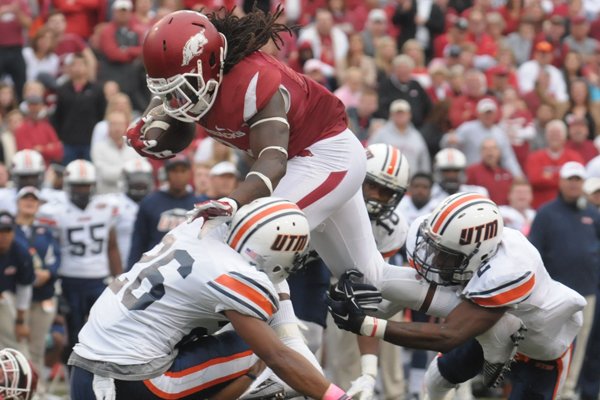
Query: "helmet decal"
182 28 208 67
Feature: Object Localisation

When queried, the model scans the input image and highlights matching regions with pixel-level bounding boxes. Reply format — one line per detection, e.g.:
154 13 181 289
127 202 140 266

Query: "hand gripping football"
143 106 196 154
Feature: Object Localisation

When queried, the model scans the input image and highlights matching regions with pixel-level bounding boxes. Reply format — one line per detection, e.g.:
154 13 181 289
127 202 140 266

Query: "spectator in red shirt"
96 0 147 112
46 10 97 81
466 137 514 205
0 0 32 101
448 68 494 128
566 114 599 163
52 0 106 40
465 9 497 69
526 119 585 208
534 14 569 68
14 95 63 165
433 16 469 59
130 0 156 36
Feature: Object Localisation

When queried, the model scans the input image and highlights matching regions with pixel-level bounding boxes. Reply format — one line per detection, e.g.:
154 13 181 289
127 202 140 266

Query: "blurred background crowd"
3 0 600 398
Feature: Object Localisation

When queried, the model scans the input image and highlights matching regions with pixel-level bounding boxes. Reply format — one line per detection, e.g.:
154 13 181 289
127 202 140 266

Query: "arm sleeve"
380 265 462 317
207 271 279 321
15 284 32 311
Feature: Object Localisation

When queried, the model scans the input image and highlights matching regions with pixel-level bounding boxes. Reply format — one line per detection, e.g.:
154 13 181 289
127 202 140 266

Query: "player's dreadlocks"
208 6 292 73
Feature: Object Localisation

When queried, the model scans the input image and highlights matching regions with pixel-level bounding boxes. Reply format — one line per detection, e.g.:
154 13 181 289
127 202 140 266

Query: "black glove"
330 269 382 311
326 289 366 334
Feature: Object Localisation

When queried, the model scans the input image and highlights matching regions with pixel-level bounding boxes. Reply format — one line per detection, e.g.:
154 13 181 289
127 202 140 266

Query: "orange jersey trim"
229 203 299 249
472 274 535 307
145 369 249 399
381 248 401 259
215 275 275 317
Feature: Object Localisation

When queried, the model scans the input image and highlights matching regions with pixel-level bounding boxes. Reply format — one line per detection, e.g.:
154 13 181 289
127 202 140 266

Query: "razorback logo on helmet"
459 220 499 245
181 29 208 67
270 234 309 252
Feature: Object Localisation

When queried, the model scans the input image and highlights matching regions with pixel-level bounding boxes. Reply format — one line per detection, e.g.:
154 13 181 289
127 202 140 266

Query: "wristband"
322 383 348 400
245 372 257 381
246 171 274 195
15 319 25 325
219 197 239 214
360 316 387 338
360 354 379 377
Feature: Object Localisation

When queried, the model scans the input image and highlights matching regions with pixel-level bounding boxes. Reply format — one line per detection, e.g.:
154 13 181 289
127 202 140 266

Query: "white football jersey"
398 195 439 226
40 194 119 279
406 216 586 361
73 218 279 368
430 183 489 205
114 193 139 267
371 207 409 260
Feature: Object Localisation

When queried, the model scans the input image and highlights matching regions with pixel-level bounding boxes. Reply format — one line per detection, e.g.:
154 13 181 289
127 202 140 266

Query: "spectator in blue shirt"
128 155 199 268
529 161 600 400
14 186 60 376
0 210 35 351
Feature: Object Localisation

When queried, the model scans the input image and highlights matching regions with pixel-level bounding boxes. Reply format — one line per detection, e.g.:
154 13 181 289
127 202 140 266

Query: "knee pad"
436 339 483 384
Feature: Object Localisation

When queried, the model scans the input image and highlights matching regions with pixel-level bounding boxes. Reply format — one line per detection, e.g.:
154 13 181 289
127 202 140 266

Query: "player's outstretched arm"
225 310 348 400
330 288 506 353
230 90 290 206
186 91 290 225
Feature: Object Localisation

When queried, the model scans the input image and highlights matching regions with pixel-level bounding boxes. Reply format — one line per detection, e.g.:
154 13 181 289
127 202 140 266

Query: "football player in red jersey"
127 9 390 390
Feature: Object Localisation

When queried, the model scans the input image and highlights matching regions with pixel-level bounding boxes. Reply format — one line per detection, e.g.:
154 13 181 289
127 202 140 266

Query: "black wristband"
15 319 25 325
245 372 257 381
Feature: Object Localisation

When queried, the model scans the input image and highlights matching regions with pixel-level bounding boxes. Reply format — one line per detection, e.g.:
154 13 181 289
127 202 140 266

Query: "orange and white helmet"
412 192 503 285
226 198 310 283
0 348 36 400
434 148 467 194
364 144 410 220
64 160 96 209
10 150 45 189
122 158 155 202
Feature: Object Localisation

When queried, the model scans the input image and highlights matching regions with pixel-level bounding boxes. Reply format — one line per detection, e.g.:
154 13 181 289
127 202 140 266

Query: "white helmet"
64 160 96 209
412 192 503 285
364 144 410 220
0 348 36 400
122 158 154 202
10 150 45 189
434 148 467 194
226 197 310 284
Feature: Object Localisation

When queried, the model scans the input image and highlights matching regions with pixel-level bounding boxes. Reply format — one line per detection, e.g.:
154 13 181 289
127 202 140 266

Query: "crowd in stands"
3 0 600 398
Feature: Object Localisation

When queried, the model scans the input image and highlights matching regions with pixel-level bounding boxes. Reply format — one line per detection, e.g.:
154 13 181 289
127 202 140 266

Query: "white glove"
92 375 116 400
347 374 376 400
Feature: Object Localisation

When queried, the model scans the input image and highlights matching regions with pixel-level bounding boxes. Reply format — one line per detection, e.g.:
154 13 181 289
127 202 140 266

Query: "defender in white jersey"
114 159 155 267
0 149 67 215
69 198 350 400
327 193 586 399
430 148 488 204
38 160 123 364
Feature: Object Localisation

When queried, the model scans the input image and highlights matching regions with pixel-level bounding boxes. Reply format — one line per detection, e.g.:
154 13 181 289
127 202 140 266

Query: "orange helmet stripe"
229 203 300 250
431 193 487 234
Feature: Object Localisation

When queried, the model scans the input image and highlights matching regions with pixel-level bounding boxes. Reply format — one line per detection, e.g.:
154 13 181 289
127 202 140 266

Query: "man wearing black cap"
128 155 200 269
0 210 35 351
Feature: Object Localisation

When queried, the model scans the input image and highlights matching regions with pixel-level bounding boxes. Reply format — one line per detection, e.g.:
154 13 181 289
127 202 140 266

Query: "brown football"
143 106 196 154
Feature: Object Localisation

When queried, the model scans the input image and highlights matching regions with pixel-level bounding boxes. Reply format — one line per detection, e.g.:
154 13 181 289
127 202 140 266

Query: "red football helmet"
0 348 36 400
143 10 228 122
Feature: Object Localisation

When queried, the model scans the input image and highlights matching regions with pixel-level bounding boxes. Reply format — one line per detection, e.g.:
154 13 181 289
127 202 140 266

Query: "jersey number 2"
110 249 193 311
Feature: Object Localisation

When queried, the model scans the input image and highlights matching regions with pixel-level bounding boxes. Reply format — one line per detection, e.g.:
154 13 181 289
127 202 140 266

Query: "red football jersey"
200 51 348 158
